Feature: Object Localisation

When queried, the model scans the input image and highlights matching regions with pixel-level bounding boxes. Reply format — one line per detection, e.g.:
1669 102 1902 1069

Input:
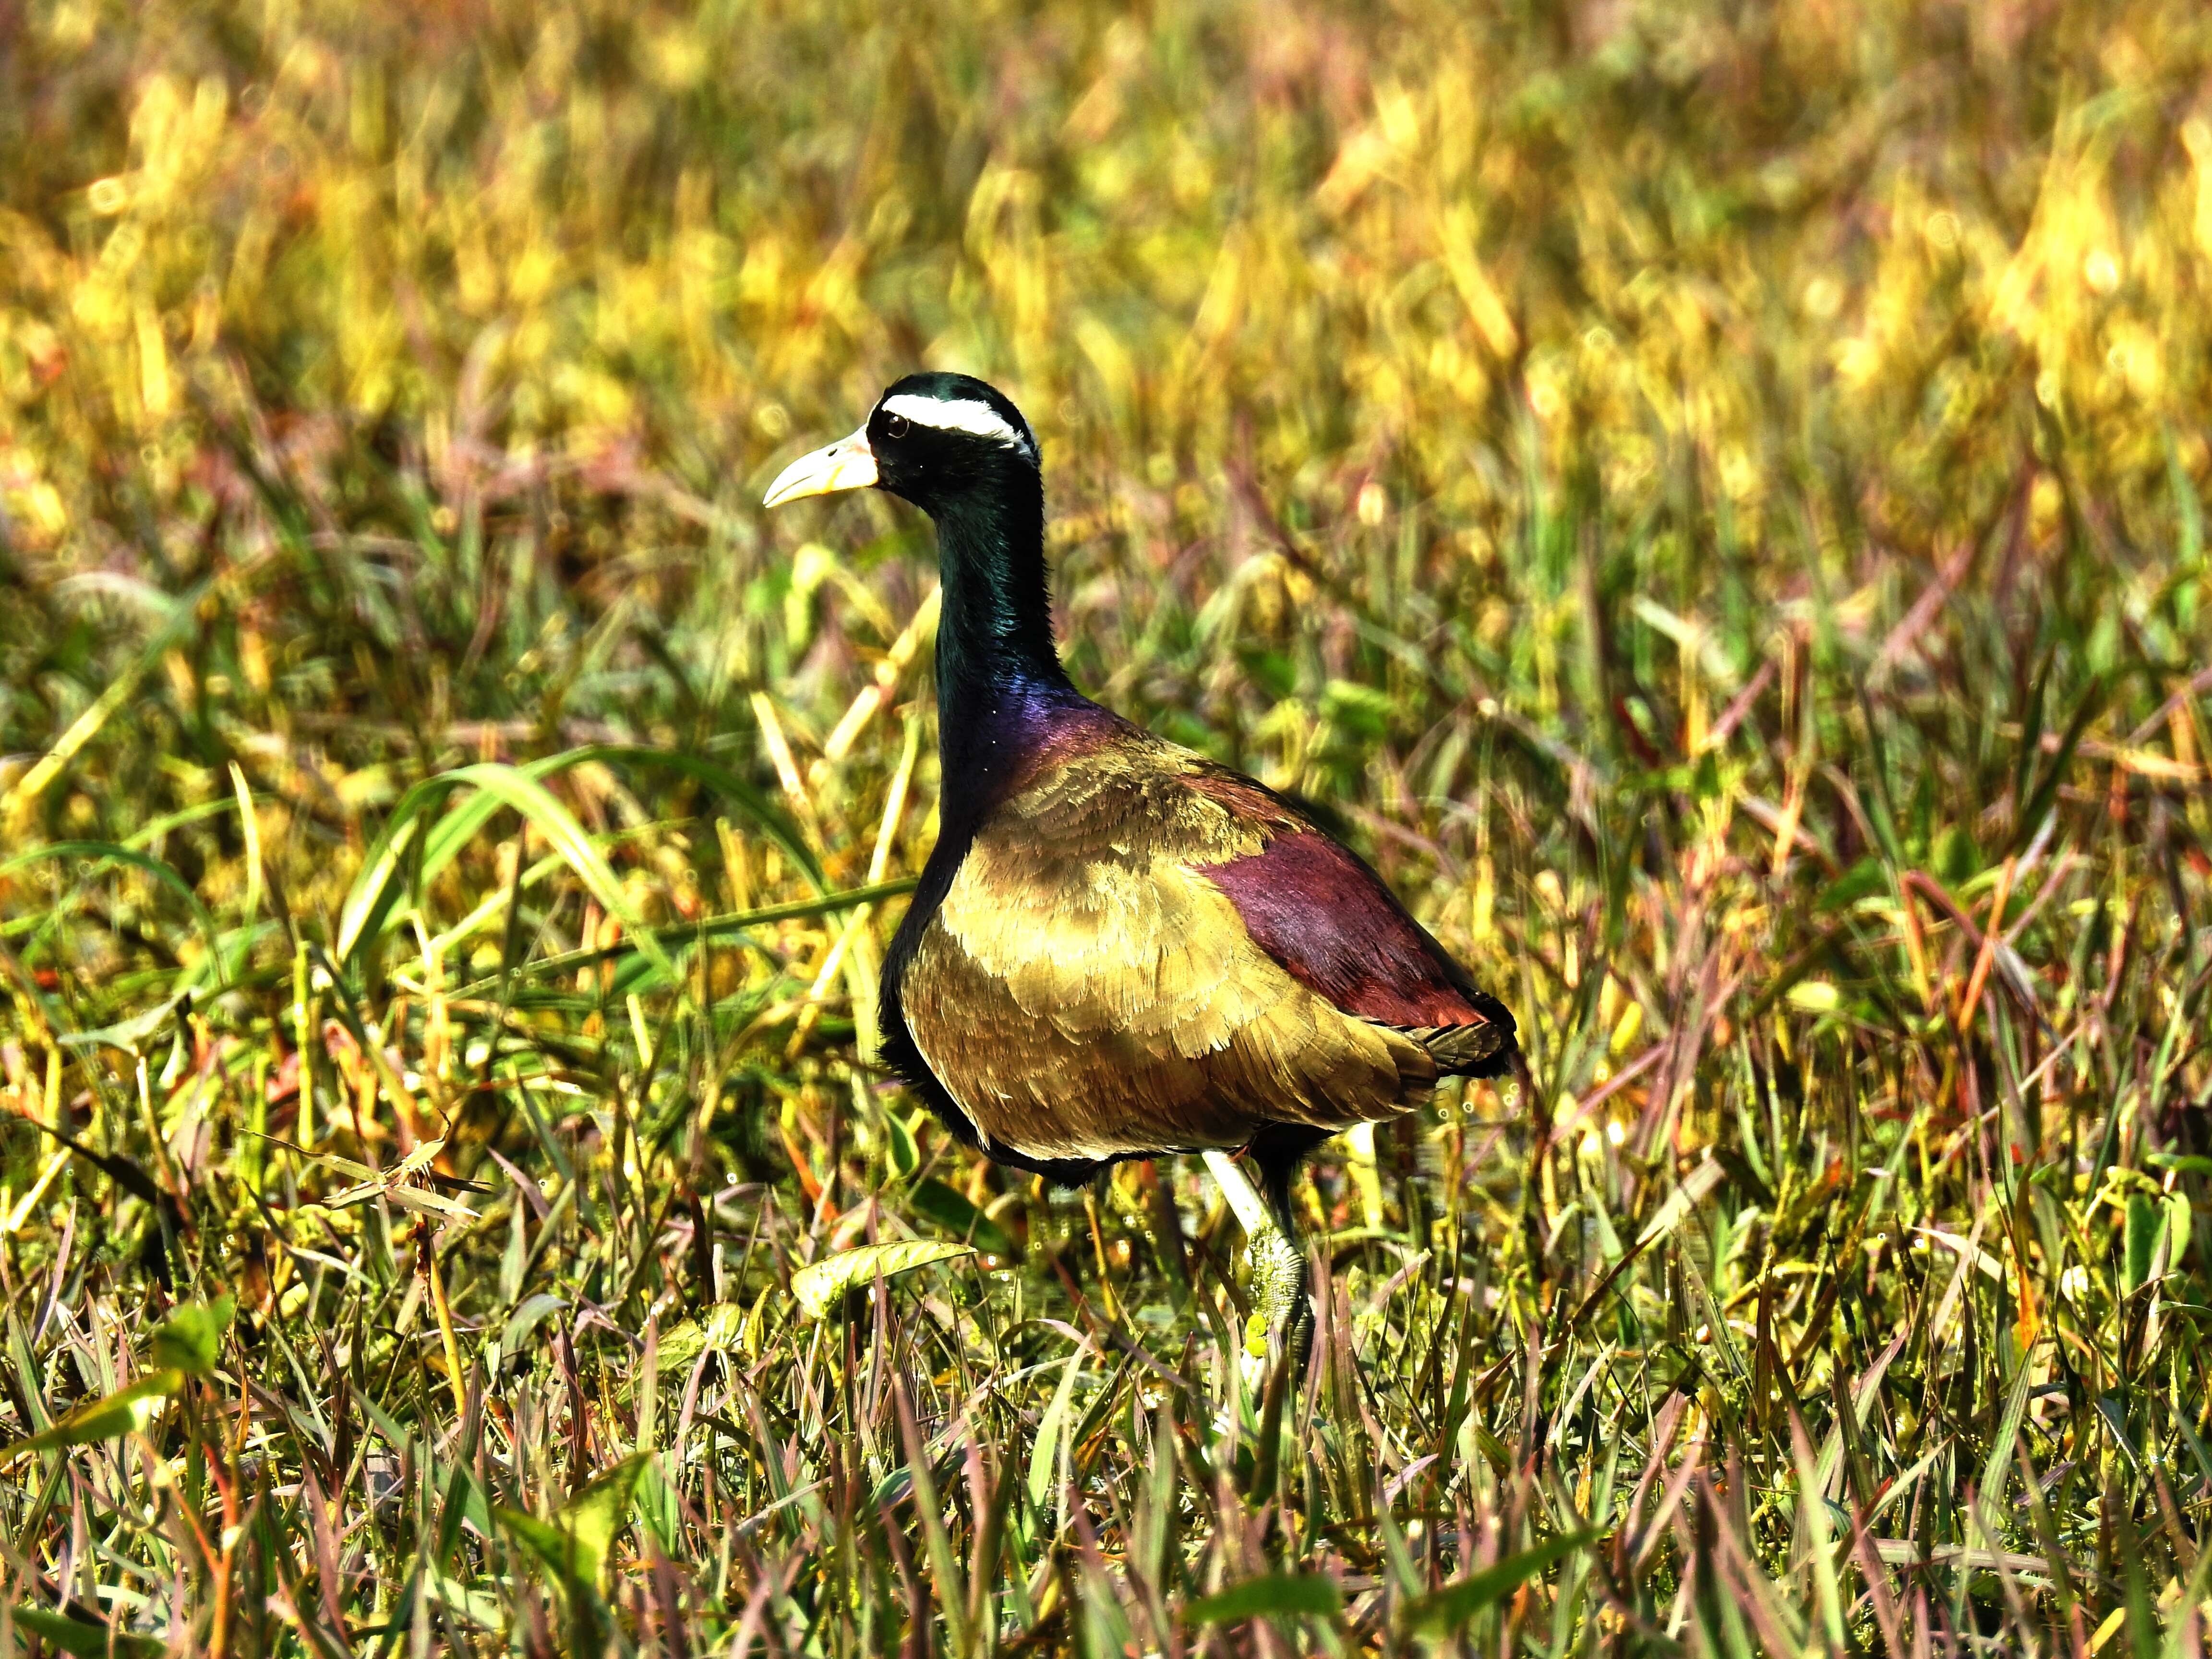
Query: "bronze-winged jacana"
765 373 1517 1343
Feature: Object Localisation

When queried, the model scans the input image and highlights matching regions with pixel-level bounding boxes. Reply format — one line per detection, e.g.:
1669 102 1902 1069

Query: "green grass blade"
1401 1528 1603 1635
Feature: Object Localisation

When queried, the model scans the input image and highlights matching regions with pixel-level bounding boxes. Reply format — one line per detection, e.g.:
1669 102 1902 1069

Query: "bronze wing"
895 732 1486 1166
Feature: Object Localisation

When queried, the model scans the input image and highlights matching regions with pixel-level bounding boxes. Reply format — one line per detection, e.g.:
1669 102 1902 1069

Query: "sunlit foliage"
3 0 2212 1652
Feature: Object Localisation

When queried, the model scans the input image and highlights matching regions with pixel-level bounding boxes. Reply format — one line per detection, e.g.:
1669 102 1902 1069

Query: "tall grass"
3 0 2211 1651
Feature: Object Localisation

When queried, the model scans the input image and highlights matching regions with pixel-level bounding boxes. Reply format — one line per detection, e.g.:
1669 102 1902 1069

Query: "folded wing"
894 730 1514 1166
1197 788 1516 1077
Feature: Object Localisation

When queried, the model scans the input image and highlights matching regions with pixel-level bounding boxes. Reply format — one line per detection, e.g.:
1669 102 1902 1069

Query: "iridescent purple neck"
922 463 1095 834
934 675 1106 841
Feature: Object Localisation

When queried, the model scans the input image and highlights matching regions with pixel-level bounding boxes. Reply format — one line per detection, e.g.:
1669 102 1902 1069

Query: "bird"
764 372 1517 1346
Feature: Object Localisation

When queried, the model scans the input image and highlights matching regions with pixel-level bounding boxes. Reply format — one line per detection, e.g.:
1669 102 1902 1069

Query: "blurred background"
7 0 2206 792
3 0 2212 1650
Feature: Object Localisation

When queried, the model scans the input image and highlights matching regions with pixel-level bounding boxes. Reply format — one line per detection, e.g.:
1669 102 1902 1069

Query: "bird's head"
763 372 1039 519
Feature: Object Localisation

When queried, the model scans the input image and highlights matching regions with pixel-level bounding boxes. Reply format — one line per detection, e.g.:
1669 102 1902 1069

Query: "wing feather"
898 734 1449 1163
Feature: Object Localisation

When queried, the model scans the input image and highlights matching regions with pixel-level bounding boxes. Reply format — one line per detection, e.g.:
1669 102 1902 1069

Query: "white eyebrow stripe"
881 394 1035 458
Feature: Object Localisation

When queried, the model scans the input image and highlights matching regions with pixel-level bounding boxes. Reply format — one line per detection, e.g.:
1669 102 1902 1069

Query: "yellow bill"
763 427 877 507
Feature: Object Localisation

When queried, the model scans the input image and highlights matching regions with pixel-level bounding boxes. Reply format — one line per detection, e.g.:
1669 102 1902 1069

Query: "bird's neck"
928 481 1083 823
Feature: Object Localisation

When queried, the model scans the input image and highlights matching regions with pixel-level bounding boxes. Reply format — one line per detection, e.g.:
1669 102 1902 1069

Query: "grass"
3 0 2212 1651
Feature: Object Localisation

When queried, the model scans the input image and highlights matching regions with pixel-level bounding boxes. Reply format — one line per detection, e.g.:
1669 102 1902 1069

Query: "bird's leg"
1248 1226 1309 1354
1251 1142 1317 1372
1201 1150 1308 1364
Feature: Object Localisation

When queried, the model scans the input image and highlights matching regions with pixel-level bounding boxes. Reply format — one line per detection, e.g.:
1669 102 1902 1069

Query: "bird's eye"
884 413 910 439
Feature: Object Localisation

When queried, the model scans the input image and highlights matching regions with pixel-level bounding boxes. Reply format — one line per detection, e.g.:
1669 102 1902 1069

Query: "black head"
763 373 1039 517
766 372 1072 724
